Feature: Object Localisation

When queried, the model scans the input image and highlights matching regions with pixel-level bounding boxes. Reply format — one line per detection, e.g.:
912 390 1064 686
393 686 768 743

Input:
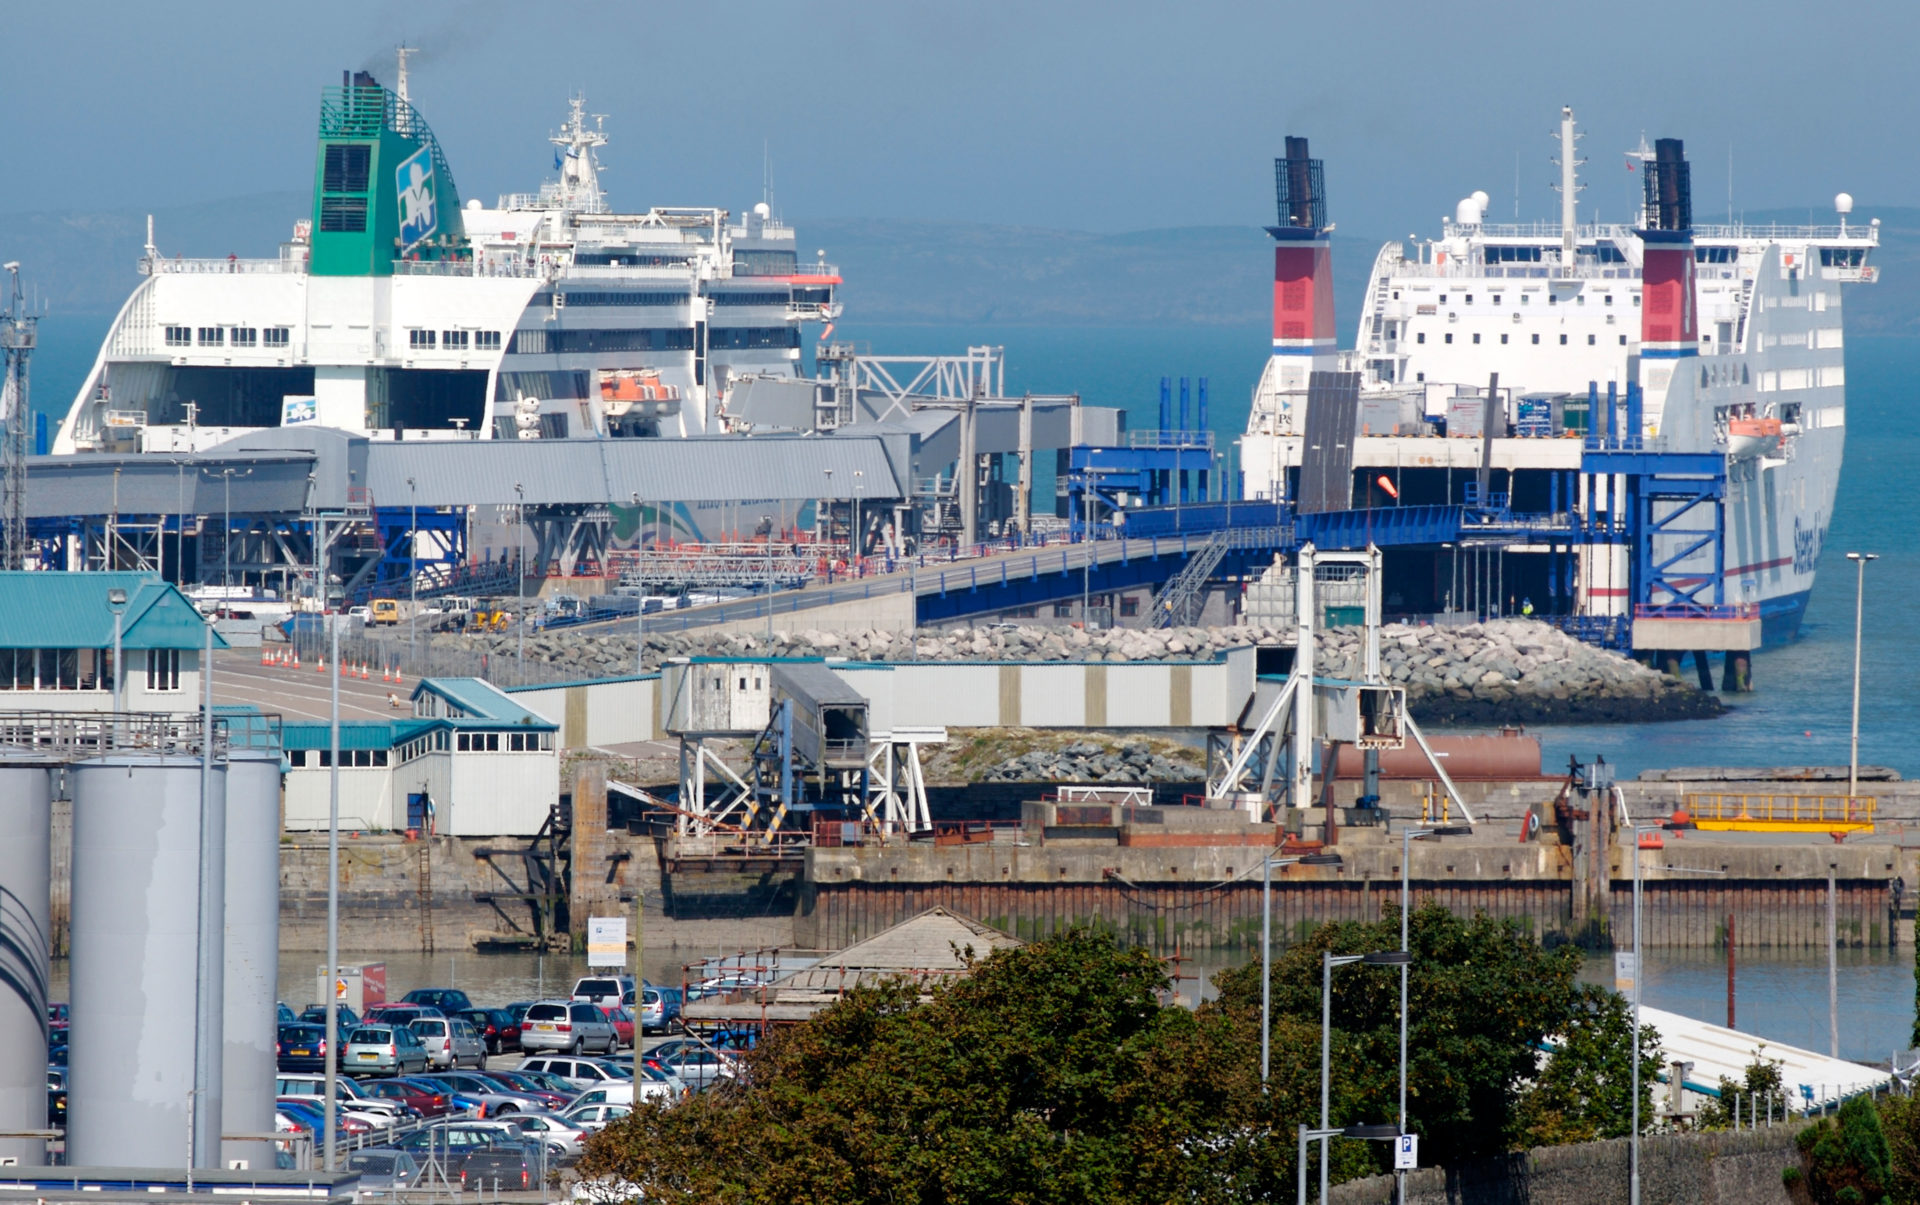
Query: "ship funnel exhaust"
1645 138 1692 232
1266 136 1336 360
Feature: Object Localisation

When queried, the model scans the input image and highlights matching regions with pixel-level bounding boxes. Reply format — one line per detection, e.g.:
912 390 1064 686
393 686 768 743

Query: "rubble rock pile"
443 616 1719 724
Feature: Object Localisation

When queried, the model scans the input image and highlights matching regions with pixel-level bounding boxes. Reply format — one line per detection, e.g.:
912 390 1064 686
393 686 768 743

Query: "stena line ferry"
1238 109 1878 645
54 49 840 455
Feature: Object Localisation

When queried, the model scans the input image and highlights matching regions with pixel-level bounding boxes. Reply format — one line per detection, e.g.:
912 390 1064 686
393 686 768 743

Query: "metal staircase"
1146 530 1232 628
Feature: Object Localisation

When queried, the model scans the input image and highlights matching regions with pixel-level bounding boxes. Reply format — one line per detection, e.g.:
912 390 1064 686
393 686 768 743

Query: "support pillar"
1721 650 1752 692
1692 650 1715 693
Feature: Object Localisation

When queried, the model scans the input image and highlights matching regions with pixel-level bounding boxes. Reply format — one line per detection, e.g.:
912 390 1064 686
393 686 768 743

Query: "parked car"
402 988 475 1014
644 1038 736 1092
415 1071 546 1117
275 1075 419 1121
46 1002 69 1038
277 1023 329 1073
47 1083 65 1128
461 1007 520 1055
351 1075 454 1117
346 1148 421 1190
391 1121 528 1176
504 1001 535 1029
517 1001 618 1055
480 1070 572 1110
409 1015 487 1070
278 1093 396 1133
365 1003 445 1027
636 987 682 1035
369 598 401 626
344 1024 431 1076
515 1055 630 1089
569 976 634 1009
297 1004 361 1030
277 1097 371 1137
503 1111 588 1158
459 1145 536 1192
601 1006 635 1049
277 1001 297 1026
559 1103 630 1133
568 1077 673 1110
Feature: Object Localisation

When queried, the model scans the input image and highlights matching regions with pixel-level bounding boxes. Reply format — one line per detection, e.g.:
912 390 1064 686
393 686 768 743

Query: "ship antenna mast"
0 262 37 570
395 44 415 105
1552 106 1584 260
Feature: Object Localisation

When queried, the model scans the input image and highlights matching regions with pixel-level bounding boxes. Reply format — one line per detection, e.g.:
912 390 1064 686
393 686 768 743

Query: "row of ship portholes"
1702 362 1752 389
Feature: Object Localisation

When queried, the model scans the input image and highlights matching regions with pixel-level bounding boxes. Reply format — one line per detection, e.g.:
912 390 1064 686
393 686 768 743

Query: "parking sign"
1394 1133 1418 1171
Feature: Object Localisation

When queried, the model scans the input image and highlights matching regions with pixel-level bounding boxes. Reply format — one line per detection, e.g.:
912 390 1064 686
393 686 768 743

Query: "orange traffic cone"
291 650 300 668
316 654 326 673
360 662 371 680
382 665 393 683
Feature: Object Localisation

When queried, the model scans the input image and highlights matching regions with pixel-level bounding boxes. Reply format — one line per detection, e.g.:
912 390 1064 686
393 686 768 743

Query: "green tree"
1796 1095 1893 1205
1516 983 1662 1145
1696 1051 1786 1130
1209 903 1583 1169
576 929 1325 1205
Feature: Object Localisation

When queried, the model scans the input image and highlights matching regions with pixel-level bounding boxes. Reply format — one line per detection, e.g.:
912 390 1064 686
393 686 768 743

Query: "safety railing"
0 710 229 757
1634 603 1760 621
1684 793 1876 826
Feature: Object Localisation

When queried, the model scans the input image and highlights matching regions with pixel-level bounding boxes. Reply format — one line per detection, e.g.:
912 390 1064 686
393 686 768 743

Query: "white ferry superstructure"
1239 110 1877 644
54 53 839 455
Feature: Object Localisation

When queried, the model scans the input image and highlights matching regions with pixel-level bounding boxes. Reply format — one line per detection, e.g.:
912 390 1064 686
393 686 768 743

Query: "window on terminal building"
288 750 307 767
146 648 179 691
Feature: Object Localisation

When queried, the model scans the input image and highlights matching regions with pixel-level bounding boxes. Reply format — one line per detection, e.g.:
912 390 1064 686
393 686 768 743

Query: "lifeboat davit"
1727 416 1784 460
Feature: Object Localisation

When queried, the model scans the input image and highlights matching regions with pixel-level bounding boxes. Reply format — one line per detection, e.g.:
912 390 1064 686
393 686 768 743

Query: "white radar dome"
1454 196 1484 225
466 198 481 211
753 202 771 219
1471 190 1490 209
1835 192 1854 215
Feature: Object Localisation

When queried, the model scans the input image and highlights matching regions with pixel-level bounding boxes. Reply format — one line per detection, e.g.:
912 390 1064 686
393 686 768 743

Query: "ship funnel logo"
396 145 438 253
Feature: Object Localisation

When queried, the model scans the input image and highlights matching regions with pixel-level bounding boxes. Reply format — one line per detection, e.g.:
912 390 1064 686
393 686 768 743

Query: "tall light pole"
107 588 126 714
1846 551 1877 803
323 618 341 1169
513 483 525 683
1262 851 1342 1086
407 476 418 671
631 492 645 675
1628 822 1658 1205
1395 824 1469 1204
217 467 252 595
853 470 864 568
1320 949 1410 1201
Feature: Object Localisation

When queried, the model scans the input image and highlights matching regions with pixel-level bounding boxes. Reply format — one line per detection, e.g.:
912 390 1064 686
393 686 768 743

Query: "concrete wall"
1330 1124 1802 1205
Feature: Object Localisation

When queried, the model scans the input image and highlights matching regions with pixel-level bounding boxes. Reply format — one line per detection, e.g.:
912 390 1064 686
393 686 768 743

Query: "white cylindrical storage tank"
69 755 226 1169
0 758 54 1166
221 748 281 1170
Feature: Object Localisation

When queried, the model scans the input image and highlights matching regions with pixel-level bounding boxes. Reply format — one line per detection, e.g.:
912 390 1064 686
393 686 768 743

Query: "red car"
353 1075 455 1117
601 1006 635 1049
460 1008 520 1055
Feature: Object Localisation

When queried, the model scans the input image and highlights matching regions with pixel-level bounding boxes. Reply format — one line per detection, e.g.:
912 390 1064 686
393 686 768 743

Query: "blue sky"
5 0 1909 234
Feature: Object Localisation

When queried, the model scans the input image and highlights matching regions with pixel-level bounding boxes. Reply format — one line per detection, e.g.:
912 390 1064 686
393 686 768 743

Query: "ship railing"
1633 603 1760 621
1692 222 1878 244
148 257 302 276
1387 261 1643 282
389 258 542 278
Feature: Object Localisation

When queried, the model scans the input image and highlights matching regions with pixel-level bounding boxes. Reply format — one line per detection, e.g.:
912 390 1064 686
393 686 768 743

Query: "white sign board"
1614 951 1639 993
1394 1133 1419 1171
587 916 628 968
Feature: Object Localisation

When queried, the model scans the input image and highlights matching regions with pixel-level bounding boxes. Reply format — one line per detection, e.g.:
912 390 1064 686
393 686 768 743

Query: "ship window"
1548 294 1558 305
1620 336 1628 345
409 329 437 350
165 326 191 347
1633 295 1641 306
475 331 502 351
1559 334 1568 345
264 328 290 347
1605 295 1614 305
231 327 257 348
1521 295 1530 305
197 327 224 347
1443 333 1452 345
1438 295 1446 306
1415 332 1425 344
1500 333 1509 345
708 292 791 307
443 330 469 350
319 196 367 233
1491 295 1501 306
1531 334 1540 345
1576 294 1585 305
1588 334 1597 345
322 145 371 194
1472 333 1481 344
708 327 803 351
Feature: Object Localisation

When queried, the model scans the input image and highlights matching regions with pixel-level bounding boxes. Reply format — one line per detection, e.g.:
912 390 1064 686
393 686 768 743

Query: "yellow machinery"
1683 792 1875 835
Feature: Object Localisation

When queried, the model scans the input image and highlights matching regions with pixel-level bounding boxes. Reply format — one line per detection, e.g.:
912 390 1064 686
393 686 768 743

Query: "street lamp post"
217 467 252 595
1298 1124 1402 1205
1320 949 1411 1202
1628 822 1658 1205
1846 552 1877 803
107 588 127 715
632 493 645 676
853 470 864 569
513 483 525 683
1395 824 1469 1205
407 477 418 672
1262 851 1343 1086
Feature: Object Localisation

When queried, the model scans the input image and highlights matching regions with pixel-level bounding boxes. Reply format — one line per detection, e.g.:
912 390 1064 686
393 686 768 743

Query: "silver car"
517 1001 617 1056
344 1024 431 1076
410 1016 488 1069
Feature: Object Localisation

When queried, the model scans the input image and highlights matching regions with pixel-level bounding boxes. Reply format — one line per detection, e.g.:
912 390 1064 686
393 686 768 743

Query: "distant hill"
5 197 1914 343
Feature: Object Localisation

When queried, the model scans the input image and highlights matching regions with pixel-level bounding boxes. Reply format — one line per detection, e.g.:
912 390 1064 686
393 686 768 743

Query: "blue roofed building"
0 571 225 713
281 676 557 836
